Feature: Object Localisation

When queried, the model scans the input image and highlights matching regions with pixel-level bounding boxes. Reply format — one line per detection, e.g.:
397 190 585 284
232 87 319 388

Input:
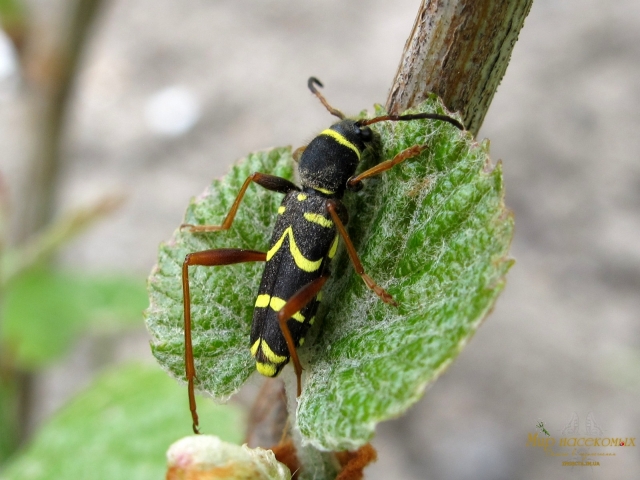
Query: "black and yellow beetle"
181 78 463 433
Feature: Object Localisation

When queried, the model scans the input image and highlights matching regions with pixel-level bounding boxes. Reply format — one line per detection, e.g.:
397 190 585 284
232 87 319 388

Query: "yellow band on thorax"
313 187 334 195
320 129 361 160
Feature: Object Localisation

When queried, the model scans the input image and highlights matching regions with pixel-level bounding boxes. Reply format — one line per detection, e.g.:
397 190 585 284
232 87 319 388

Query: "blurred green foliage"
0 265 149 466
1 266 147 369
0 0 26 24
0 363 244 480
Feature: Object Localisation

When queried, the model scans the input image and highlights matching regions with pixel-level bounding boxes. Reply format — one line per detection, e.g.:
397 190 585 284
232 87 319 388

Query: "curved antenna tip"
307 77 345 120
308 77 323 90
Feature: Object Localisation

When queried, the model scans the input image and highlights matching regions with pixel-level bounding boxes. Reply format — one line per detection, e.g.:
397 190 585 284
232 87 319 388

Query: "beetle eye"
358 126 372 142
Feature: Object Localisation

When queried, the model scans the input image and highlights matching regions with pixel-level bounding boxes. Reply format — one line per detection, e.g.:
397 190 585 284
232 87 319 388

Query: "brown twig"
15 0 106 243
2 0 107 449
386 0 533 136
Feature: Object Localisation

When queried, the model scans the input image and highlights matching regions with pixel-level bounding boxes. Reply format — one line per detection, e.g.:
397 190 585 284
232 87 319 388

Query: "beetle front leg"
347 144 428 190
181 173 299 233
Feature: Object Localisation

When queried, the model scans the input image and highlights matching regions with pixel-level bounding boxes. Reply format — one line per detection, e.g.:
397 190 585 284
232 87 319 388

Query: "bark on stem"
386 0 533 136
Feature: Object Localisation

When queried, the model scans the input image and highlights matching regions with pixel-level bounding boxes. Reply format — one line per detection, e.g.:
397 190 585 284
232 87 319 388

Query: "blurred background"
1 0 639 478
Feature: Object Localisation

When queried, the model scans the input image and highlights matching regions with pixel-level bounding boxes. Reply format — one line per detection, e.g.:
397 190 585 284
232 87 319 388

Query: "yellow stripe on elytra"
250 339 260 356
278 206 286 214
269 296 304 322
254 294 305 322
304 212 333 228
328 234 339 259
297 193 307 201
256 362 277 377
255 294 270 308
266 226 322 272
320 129 361 160
268 296 286 311
261 341 287 364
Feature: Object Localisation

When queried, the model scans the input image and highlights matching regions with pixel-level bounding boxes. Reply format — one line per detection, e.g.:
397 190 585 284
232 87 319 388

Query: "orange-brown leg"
308 77 345 120
277 274 330 396
181 173 299 233
183 248 266 433
347 144 428 190
326 200 398 307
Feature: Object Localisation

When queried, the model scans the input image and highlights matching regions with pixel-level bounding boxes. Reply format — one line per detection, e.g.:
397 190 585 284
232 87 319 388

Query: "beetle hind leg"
277 274 330 397
183 248 267 434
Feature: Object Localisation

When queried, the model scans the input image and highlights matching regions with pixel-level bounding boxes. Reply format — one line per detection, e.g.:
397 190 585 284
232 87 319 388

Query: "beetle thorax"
298 120 370 198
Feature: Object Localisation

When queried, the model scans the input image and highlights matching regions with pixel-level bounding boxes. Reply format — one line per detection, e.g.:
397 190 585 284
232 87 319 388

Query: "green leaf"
0 363 244 480
1 267 147 368
0 0 27 29
145 97 513 451
0 377 19 465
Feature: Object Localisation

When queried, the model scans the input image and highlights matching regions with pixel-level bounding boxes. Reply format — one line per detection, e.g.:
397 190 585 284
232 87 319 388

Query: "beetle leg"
277 274 330 397
181 173 299 233
326 200 398 307
347 144 428 190
183 248 267 433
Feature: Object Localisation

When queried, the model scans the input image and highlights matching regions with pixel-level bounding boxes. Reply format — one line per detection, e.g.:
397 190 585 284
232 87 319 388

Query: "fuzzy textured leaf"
145 97 513 451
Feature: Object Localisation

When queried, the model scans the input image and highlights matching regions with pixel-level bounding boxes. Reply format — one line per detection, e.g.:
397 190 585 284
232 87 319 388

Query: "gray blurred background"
1 0 639 478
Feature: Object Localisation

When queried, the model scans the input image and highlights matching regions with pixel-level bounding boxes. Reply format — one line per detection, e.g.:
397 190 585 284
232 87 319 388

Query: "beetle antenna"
308 77 345 120
359 113 464 131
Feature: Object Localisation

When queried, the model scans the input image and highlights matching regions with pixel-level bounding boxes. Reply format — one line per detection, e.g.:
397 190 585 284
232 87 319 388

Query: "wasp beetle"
181 78 464 433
